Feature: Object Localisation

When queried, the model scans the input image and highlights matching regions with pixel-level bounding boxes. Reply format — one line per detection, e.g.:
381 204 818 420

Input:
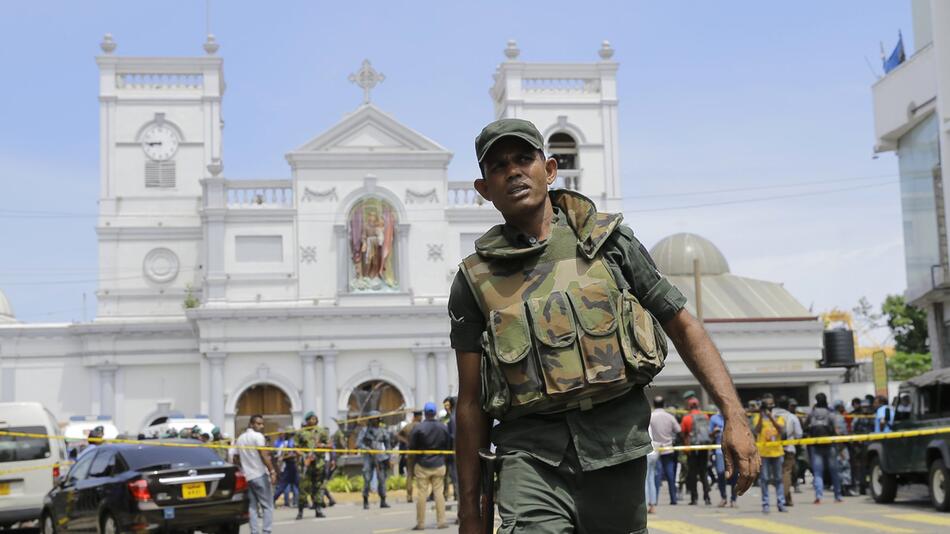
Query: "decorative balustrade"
225 180 294 208
117 73 204 90
447 181 491 207
553 171 581 191
522 77 600 94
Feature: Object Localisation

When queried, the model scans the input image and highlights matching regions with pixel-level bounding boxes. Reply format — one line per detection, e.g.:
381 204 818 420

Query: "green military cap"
475 118 544 163
303 411 316 420
681 390 697 400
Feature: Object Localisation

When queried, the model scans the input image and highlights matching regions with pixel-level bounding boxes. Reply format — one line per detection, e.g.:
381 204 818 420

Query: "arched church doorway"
342 380 406 449
235 384 292 436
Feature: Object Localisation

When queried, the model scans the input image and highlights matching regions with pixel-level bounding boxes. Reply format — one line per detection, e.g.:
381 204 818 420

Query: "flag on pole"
883 31 906 74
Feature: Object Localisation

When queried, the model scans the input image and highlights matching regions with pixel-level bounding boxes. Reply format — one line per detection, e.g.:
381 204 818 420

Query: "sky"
0 1 914 343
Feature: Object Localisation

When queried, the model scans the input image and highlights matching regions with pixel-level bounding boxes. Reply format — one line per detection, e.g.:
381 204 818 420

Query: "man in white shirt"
649 395 682 505
235 415 277 534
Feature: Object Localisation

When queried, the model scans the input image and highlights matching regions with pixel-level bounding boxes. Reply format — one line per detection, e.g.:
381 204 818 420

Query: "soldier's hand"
721 417 760 495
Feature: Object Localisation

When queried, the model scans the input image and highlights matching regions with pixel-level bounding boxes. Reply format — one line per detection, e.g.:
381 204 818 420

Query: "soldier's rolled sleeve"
448 271 487 353
605 225 687 324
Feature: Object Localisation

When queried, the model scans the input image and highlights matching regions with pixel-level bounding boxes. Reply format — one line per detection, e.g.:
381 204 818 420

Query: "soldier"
357 411 392 509
295 411 330 519
396 410 423 503
451 118 760 534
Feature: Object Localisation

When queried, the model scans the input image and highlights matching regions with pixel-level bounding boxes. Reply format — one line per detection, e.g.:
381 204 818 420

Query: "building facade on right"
872 0 950 369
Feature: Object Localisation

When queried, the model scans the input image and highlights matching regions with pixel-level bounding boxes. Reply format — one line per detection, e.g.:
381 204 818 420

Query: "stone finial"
599 40 615 60
203 34 220 55
100 33 117 54
504 39 520 60
207 158 223 177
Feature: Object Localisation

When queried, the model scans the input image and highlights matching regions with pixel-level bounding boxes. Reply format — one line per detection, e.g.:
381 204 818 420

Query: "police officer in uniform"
295 411 330 519
451 119 761 534
357 411 393 509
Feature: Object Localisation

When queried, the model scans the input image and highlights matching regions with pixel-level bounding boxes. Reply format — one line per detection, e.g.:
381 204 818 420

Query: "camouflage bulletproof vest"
460 191 667 421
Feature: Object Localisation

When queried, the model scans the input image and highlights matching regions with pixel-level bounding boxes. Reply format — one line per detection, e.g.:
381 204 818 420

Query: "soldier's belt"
654 425 950 453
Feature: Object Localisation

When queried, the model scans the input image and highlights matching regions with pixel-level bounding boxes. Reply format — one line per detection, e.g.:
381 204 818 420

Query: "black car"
41 440 248 534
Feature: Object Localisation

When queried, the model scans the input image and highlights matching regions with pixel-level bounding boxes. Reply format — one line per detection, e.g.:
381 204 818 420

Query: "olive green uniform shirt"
449 208 687 471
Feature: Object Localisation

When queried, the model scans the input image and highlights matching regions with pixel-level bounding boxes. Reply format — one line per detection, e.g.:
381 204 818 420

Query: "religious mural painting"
348 197 398 291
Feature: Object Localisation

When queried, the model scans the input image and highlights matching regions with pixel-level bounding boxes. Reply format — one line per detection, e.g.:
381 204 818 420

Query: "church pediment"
290 104 449 154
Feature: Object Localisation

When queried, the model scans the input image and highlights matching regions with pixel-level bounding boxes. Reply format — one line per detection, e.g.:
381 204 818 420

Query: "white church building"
0 37 838 438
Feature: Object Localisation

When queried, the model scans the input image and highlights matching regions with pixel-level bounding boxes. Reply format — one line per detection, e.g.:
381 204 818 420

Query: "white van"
0 402 67 528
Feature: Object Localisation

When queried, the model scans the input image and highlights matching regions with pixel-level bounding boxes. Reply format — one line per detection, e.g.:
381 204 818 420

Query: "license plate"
181 482 206 499
0 483 9 496
163 508 175 520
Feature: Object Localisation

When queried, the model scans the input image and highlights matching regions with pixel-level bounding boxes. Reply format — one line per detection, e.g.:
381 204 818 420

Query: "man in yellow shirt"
752 394 786 513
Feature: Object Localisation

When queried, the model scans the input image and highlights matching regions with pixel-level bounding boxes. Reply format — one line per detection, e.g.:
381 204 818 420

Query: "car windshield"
120 444 225 471
0 425 51 463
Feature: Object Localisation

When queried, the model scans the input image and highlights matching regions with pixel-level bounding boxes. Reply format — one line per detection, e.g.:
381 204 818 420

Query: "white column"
300 352 318 415
98 365 117 417
413 350 430 408
321 352 338 433
206 352 227 426
435 352 450 405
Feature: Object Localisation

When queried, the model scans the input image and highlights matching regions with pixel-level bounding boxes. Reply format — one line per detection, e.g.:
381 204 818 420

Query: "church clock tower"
490 40 622 212
95 34 224 318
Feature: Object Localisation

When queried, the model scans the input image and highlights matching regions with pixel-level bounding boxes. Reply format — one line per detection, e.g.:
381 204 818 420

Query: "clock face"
141 125 179 161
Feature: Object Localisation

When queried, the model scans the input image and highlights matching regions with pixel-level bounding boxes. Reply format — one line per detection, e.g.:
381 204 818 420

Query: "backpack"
689 412 712 445
807 407 835 437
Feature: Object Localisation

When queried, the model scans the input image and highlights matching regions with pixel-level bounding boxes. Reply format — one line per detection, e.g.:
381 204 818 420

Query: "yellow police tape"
0 429 453 463
654 425 950 453
0 461 72 476
4 425 949 476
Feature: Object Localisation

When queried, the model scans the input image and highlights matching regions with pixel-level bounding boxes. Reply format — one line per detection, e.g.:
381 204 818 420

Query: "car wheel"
869 455 897 503
41 513 57 534
219 522 241 534
929 457 950 512
99 514 117 534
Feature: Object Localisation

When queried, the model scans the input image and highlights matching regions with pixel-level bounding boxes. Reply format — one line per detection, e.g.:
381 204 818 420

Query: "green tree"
886 351 932 381
881 294 929 354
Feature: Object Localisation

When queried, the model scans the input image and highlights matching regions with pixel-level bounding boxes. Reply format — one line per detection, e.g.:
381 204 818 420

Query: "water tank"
822 329 856 367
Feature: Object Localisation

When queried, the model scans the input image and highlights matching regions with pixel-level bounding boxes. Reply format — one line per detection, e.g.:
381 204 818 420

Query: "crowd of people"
647 390 909 515
229 397 459 534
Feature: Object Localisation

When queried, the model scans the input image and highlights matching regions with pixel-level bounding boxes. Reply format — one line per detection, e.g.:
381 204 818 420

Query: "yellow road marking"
886 513 950 527
721 518 825 534
817 516 914 533
649 520 728 534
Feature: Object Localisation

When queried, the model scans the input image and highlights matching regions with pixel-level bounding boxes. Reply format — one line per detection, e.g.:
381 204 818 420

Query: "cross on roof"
349 59 385 105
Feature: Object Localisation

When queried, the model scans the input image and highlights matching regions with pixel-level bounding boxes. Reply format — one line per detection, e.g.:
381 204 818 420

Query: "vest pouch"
479 332 510 419
621 290 665 382
526 291 585 396
489 301 544 409
567 282 627 385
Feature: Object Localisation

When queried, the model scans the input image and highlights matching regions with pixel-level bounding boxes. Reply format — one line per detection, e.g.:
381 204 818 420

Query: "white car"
143 415 217 439
0 402 67 528
62 415 120 459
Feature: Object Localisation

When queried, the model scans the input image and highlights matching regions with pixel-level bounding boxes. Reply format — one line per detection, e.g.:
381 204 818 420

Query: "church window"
145 160 176 188
548 132 579 190
347 197 399 292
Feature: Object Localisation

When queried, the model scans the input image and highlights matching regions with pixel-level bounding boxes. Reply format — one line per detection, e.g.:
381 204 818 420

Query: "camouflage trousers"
496 444 647 534
298 462 328 509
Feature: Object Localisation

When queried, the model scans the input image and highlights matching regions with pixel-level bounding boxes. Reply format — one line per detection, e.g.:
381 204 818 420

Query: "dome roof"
0 289 15 323
649 233 730 276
